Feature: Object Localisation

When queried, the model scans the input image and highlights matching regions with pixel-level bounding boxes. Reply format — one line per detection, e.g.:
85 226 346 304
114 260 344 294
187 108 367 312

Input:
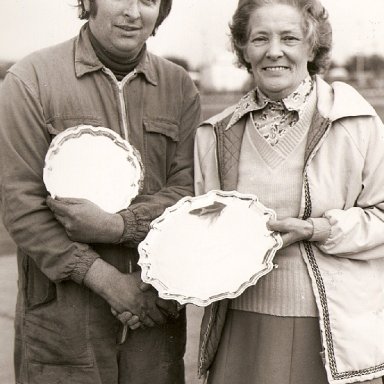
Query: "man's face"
84 0 161 59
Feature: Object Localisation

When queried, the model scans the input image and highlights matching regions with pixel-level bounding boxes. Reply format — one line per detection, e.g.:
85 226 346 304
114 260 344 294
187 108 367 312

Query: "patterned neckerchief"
227 76 314 146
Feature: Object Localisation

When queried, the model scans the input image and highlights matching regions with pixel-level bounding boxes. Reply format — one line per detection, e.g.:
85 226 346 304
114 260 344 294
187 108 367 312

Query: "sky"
1 0 384 68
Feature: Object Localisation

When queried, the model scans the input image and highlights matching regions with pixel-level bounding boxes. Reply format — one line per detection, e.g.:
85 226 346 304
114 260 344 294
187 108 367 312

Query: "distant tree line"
344 54 384 76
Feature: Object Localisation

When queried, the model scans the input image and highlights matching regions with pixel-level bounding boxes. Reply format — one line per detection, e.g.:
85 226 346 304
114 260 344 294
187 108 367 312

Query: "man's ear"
83 0 91 13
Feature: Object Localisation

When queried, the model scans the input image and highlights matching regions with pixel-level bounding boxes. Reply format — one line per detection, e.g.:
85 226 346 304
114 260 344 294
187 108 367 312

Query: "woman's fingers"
267 218 294 232
267 218 314 248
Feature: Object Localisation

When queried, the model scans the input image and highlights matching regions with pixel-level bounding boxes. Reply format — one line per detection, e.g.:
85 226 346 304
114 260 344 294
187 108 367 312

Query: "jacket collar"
315 75 376 121
74 23 158 85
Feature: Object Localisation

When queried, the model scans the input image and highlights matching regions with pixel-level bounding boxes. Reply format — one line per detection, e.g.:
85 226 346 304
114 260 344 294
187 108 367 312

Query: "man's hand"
156 298 180 319
84 260 168 327
111 308 143 330
267 217 313 248
46 196 124 243
111 300 180 330
109 271 170 327
111 286 180 332
136 281 180 319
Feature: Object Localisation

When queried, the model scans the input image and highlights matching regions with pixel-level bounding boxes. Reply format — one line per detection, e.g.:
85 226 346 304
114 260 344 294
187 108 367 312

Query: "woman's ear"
308 47 315 63
243 47 250 63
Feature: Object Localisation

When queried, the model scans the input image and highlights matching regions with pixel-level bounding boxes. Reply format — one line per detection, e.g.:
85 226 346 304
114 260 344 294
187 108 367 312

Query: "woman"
194 0 384 383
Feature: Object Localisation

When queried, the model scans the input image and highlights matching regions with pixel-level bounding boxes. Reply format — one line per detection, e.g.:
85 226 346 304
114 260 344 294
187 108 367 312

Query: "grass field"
0 93 383 384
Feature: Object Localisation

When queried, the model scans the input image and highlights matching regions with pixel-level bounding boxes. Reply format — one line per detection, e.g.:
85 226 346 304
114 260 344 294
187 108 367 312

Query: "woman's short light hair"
76 0 172 36
230 0 332 75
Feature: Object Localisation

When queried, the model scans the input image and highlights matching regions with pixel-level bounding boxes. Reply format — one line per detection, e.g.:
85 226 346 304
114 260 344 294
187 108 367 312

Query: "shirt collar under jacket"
74 23 158 85
227 76 313 130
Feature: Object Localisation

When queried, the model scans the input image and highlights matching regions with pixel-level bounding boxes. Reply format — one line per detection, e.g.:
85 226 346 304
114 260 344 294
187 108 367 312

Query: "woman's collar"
227 76 314 130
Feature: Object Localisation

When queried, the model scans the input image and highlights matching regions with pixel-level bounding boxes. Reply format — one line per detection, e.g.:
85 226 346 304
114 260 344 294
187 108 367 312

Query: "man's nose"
123 0 140 19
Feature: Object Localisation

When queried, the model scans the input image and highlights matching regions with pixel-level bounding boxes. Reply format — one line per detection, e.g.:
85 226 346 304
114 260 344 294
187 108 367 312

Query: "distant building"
326 66 349 82
164 56 200 88
199 52 250 93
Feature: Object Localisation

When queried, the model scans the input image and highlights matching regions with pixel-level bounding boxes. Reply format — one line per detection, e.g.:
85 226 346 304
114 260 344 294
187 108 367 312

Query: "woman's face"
84 0 161 59
244 3 314 100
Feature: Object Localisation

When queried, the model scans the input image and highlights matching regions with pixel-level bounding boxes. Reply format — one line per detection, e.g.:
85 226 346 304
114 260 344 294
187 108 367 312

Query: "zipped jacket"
0 23 200 383
194 76 384 384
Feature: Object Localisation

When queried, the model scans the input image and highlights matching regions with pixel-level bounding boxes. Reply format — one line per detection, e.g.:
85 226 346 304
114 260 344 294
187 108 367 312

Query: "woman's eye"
282 36 301 43
141 0 158 5
251 36 268 45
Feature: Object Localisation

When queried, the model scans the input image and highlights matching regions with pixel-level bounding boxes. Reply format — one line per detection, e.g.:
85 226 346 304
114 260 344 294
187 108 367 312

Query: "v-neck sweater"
230 87 318 317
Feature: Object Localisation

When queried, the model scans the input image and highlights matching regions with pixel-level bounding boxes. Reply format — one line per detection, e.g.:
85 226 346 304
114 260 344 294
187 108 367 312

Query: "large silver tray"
43 125 143 213
138 190 282 306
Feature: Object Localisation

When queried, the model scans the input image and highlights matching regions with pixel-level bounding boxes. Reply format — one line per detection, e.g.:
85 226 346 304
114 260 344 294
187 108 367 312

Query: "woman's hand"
267 217 313 248
46 196 124 243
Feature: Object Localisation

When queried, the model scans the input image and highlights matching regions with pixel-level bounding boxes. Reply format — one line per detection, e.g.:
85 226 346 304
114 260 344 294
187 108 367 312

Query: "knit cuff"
118 207 150 245
307 218 331 243
70 247 100 284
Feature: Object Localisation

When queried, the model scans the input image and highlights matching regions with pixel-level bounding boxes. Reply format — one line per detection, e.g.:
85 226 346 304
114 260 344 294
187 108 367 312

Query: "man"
0 0 201 383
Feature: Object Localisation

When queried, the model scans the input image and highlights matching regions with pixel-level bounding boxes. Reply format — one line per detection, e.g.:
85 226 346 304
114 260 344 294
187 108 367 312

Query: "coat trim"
304 241 384 380
198 302 218 374
198 300 229 377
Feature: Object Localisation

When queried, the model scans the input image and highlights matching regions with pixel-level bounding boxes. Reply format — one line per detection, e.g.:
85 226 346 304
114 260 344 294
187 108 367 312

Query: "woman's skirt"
207 309 382 384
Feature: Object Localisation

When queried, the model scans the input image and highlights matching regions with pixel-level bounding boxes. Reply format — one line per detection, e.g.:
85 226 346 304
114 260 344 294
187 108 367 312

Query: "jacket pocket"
143 118 179 142
25 256 56 310
24 258 92 366
143 118 180 193
46 116 103 136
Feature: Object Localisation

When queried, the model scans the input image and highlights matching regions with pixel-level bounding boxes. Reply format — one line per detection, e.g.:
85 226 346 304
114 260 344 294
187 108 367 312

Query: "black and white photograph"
1 1 384 383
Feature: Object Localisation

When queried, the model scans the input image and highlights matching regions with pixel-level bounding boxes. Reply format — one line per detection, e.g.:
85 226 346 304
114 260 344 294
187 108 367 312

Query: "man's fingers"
46 196 59 211
46 197 71 216
129 322 142 330
112 309 144 330
116 311 133 324
138 282 152 292
126 315 141 327
141 315 156 328
156 299 179 318
54 196 88 204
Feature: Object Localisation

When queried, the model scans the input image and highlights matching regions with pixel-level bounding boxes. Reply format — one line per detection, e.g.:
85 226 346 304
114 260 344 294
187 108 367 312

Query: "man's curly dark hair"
76 0 172 36
230 0 332 75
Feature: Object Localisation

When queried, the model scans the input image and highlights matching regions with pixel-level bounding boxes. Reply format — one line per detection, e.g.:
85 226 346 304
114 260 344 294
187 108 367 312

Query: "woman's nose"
266 39 283 60
123 0 140 19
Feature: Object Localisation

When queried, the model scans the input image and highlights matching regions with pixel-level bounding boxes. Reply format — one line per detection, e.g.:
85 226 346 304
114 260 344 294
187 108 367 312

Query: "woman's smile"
263 66 290 72
244 4 314 100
